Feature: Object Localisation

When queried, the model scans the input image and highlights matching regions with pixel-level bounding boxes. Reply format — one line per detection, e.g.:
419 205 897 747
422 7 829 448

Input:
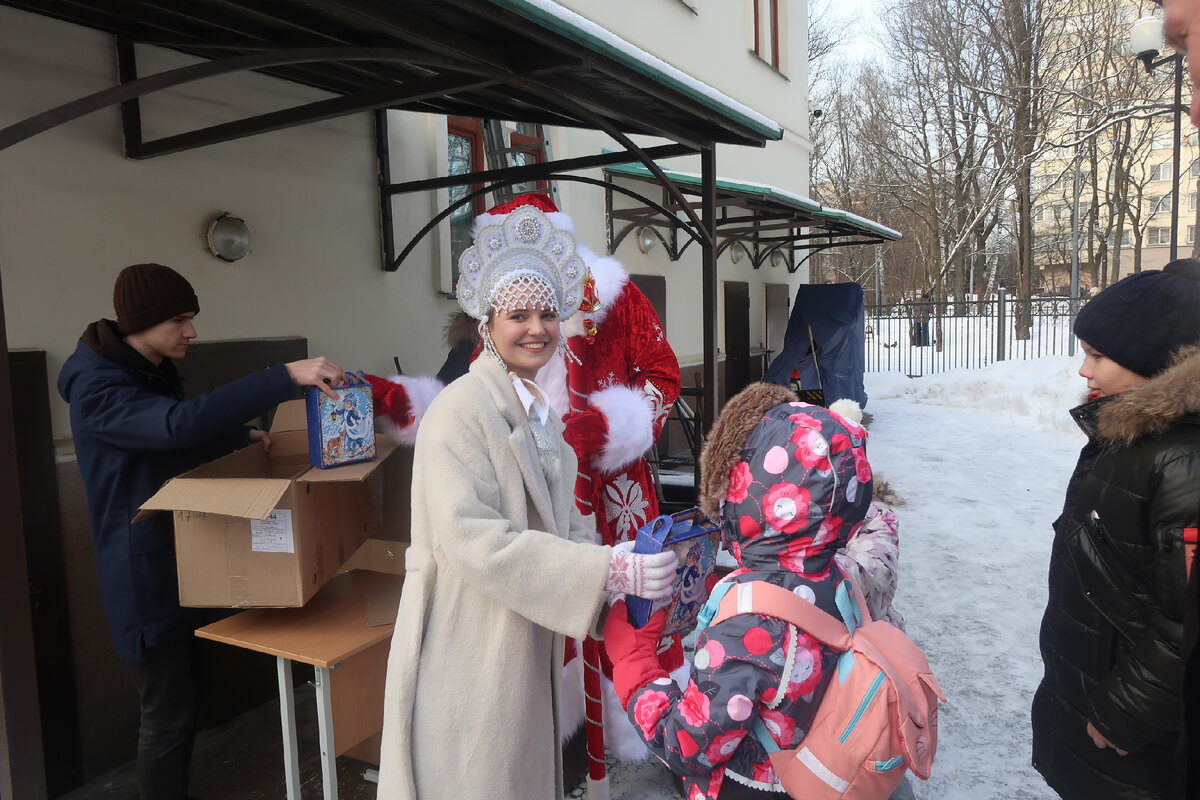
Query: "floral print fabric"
624 402 874 798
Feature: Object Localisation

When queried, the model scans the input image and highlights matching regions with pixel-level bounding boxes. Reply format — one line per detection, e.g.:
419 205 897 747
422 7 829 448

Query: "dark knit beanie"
113 263 200 335
1074 257 1200 378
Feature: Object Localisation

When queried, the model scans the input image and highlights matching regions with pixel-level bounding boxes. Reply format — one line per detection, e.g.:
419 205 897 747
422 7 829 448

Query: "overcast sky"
818 0 887 63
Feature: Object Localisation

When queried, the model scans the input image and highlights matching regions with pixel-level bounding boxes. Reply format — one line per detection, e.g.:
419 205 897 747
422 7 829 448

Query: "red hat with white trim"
471 192 575 237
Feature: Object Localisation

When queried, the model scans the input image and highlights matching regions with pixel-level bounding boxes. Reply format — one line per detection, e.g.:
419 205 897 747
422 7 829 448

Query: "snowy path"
867 397 1077 799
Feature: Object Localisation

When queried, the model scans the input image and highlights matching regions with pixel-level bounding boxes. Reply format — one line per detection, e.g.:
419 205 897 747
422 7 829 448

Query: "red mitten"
365 374 413 428
603 600 670 709
562 408 608 460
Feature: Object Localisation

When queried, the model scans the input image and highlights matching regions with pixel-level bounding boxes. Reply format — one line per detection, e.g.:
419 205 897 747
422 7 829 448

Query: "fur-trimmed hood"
444 310 479 350
1091 344 1200 445
698 382 873 575
699 383 797 520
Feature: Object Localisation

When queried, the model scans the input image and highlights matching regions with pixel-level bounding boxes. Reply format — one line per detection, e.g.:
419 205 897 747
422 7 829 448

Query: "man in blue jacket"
57 262 345 800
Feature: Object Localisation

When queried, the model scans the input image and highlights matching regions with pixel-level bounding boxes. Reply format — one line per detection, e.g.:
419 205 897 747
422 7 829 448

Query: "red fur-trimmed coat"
537 247 681 550
538 248 683 759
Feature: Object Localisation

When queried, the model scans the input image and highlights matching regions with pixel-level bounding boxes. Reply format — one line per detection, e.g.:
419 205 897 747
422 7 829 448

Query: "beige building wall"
0 1 814 441
531 0 815 366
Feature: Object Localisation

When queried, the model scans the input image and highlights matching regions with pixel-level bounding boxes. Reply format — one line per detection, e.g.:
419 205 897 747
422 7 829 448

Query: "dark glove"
364 374 412 428
562 409 608 462
603 599 670 709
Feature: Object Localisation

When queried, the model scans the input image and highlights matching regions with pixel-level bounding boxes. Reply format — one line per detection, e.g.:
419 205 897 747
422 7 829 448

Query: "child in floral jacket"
604 382 877 799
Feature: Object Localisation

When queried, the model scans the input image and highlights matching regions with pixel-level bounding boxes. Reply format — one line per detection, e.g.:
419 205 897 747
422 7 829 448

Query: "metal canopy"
0 0 779 155
605 163 902 271
0 0 784 433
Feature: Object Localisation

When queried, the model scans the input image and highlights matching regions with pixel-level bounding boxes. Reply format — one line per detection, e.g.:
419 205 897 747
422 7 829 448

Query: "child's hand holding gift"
603 600 670 709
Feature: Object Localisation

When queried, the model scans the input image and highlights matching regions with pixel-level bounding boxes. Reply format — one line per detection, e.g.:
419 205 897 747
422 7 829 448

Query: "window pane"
448 130 477 283
448 132 474 217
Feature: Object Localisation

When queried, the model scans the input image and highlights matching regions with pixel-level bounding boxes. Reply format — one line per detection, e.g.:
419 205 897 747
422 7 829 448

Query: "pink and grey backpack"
702 573 944 799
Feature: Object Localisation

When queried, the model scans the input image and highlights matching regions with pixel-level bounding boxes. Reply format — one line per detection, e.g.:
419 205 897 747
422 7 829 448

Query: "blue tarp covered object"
763 282 867 408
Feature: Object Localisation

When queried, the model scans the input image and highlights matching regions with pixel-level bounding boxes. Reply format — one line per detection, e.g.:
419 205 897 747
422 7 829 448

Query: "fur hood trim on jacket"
444 310 479 350
1097 344 1200 445
872 478 904 507
698 382 799 520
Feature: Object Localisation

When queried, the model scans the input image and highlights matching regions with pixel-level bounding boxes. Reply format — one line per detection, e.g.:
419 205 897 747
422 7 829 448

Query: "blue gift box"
626 507 722 635
305 371 376 469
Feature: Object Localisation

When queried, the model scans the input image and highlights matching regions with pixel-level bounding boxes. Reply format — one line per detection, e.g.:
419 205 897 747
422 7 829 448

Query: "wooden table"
196 569 401 800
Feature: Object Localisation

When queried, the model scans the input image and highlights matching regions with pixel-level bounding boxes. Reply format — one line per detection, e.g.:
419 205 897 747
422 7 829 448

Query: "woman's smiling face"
487 300 560 380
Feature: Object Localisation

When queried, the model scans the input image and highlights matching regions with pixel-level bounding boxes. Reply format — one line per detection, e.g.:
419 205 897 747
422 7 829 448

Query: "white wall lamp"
636 226 657 254
729 242 748 264
206 213 252 262
770 249 789 269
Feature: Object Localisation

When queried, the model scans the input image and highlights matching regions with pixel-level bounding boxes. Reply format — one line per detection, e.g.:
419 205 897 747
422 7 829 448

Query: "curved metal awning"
0 0 780 432
0 0 780 155
605 162 901 272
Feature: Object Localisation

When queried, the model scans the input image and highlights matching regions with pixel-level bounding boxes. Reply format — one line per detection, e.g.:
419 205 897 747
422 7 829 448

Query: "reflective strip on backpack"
797 747 851 793
737 582 756 615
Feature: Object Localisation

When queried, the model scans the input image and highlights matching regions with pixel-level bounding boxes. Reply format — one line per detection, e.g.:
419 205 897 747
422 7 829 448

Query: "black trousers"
129 638 197 800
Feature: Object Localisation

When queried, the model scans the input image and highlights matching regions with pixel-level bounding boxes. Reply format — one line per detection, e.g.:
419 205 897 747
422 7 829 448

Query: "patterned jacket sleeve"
837 502 904 630
622 614 831 787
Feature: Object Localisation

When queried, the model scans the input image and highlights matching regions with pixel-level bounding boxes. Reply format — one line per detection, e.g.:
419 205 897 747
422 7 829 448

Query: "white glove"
605 541 678 600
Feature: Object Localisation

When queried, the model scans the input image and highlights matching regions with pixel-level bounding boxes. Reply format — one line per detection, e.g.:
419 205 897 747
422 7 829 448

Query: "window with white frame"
1192 192 1198 211
1148 194 1173 214
1153 131 1174 149
1148 227 1173 246
1190 225 1197 244
1151 161 1172 181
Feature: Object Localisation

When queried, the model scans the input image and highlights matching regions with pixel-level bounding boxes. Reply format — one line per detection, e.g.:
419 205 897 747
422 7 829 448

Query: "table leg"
277 657 302 800
314 665 338 800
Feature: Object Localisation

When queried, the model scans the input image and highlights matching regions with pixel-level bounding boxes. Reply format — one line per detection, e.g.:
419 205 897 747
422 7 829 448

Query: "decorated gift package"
305 371 376 468
626 507 722 636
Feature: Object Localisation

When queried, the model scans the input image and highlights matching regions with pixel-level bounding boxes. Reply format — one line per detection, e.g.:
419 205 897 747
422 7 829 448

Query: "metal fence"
865 292 1081 376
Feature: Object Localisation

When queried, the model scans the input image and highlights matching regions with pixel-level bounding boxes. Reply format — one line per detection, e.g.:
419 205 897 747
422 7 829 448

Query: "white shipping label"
250 509 294 553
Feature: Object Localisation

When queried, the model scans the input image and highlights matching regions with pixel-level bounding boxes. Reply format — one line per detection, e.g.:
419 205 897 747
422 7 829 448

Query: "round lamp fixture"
636 226 657 254
1130 16 1164 62
770 249 789 269
730 242 748 264
207 213 251 262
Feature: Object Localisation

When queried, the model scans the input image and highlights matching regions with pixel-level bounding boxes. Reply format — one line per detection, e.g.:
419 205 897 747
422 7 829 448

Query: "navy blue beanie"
1074 258 1200 378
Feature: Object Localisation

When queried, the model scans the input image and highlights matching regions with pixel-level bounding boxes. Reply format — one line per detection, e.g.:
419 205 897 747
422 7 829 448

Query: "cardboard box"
329 538 408 758
339 538 409 626
138 399 411 608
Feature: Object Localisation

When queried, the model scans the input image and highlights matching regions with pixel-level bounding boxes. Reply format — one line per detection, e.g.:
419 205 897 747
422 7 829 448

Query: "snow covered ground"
568 354 1087 799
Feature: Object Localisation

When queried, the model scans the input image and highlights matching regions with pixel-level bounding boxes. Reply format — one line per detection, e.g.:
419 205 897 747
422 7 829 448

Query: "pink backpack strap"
708 575 872 650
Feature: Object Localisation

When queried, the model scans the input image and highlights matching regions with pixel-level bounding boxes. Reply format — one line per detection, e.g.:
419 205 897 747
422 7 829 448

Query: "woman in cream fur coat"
375 204 677 800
